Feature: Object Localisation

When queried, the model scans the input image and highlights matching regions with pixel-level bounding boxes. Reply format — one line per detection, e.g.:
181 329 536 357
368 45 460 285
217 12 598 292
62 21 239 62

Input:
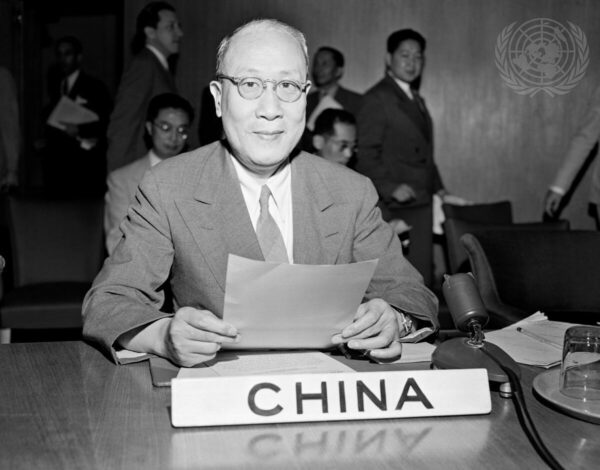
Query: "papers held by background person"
222 255 378 350
47 95 99 131
485 312 573 368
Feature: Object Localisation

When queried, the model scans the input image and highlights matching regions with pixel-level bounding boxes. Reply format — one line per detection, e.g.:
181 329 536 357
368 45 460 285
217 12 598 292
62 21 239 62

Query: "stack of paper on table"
484 312 574 368
178 351 355 378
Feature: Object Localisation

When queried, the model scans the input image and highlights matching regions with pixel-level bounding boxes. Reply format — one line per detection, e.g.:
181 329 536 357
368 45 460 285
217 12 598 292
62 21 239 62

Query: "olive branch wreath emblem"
495 20 589 97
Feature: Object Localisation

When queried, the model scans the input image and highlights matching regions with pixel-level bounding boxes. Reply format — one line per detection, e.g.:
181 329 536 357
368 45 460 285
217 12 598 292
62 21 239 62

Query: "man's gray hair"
215 19 309 77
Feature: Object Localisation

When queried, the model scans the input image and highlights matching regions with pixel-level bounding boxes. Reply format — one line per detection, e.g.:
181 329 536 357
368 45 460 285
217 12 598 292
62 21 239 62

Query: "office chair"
442 200 513 225
0 196 104 342
444 218 570 274
461 230 600 329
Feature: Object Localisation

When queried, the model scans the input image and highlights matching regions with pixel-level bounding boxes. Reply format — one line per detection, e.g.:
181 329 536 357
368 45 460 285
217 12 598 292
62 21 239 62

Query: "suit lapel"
385 75 431 141
291 154 344 265
175 144 262 291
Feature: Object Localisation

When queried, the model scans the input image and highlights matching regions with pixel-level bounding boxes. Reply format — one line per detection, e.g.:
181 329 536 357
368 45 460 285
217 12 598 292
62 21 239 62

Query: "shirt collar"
229 152 291 211
148 149 163 167
389 72 414 99
65 69 80 92
146 44 169 70
319 83 339 98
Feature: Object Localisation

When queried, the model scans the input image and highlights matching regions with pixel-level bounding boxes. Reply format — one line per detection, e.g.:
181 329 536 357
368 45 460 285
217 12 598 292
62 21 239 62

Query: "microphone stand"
431 274 521 398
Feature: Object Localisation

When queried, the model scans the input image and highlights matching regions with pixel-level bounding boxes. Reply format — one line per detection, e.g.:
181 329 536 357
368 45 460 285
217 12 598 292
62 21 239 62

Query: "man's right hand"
161 307 239 367
392 184 416 203
544 189 563 217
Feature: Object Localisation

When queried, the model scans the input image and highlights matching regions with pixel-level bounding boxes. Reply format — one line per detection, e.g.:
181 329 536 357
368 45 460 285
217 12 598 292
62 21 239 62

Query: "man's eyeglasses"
153 122 189 140
217 75 310 103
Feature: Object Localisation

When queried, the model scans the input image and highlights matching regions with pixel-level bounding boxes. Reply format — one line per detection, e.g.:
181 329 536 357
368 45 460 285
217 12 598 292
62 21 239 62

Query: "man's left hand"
331 298 402 360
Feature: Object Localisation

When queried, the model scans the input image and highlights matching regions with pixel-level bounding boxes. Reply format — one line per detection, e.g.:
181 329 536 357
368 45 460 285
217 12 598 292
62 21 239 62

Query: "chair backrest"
442 200 513 224
444 219 570 273
8 196 104 286
462 230 600 323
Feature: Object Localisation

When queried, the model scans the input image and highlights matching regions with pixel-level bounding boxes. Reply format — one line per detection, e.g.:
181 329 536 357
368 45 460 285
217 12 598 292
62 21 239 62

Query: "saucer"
532 369 600 424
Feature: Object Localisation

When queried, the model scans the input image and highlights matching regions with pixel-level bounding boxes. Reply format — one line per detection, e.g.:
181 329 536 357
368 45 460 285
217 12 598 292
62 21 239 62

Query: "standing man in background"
302 47 362 151
306 46 362 128
43 36 111 197
355 29 448 286
106 1 182 172
356 29 445 208
544 85 600 229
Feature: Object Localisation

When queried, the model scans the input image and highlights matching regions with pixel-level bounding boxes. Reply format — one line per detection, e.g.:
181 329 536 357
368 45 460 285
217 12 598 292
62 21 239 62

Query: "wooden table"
0 341 597 469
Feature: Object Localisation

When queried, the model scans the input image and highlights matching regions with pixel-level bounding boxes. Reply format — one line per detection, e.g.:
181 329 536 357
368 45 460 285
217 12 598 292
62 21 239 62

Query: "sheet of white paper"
223 255 378 350
177 351 354 378
47 95 99 130
485 312 575 368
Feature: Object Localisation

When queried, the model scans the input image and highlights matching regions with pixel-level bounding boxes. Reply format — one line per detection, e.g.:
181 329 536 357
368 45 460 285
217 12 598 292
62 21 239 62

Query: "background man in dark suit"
83 19 438 367
356 29 445 207
355 29 448 286
302 47 362 151
106 1 182 172
306 47 363 126
43 35 111 197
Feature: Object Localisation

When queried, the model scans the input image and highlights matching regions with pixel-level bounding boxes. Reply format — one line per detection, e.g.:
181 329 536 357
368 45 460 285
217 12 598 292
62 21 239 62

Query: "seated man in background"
104 92 194 254
83 19 438 367
312 108 357 166
313 108 411 239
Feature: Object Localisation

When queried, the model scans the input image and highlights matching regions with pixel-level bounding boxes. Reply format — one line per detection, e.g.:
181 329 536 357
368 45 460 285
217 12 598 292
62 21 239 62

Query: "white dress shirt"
229 154 294 263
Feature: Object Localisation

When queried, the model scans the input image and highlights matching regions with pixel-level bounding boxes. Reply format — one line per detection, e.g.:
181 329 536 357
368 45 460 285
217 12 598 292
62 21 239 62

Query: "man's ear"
385 53 392 68
144 26 156 41
209 81 223 117
145 121 153 136
335 66 344 80
312 134 325 151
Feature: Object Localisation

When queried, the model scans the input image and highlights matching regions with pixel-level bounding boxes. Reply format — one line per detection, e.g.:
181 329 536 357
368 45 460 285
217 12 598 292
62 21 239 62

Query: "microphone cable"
482 346 565 470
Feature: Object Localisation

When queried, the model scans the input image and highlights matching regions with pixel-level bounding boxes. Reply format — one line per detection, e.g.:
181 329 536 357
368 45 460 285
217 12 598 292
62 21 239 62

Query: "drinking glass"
559 325 600 401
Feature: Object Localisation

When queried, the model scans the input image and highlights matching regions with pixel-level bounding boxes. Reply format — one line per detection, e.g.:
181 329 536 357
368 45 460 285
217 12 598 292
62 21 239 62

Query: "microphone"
432 273 520 397
442 272 488 341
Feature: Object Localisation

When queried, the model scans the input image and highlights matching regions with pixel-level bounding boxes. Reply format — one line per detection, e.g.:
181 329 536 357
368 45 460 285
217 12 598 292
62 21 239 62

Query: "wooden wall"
125 0 600 228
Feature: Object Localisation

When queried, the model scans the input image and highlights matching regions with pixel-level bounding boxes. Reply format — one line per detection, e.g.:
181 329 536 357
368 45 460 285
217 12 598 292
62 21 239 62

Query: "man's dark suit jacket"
106 48 177 172
83 141 439 363
356 74 444 206
306 85 363 119
44 70 111 196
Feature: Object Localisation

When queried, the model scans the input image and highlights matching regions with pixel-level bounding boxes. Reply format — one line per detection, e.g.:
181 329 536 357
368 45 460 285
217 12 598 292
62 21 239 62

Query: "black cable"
482 346 565 470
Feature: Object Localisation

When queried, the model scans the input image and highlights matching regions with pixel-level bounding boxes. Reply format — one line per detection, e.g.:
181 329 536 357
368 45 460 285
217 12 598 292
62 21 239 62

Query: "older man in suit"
106 2 182 172
83 19 438 367
104 93 194 254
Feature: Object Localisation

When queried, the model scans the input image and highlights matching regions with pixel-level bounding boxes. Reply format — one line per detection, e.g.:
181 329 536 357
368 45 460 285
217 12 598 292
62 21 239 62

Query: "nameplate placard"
171 369 491 427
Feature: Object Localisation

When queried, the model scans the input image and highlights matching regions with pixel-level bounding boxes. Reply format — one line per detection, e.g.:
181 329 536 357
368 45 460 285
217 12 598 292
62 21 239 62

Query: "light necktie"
256 185 288 263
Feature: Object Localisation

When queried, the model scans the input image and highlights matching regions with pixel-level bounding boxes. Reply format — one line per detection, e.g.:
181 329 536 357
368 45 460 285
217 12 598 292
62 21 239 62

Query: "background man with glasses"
83 19 438 367
103 92 194 254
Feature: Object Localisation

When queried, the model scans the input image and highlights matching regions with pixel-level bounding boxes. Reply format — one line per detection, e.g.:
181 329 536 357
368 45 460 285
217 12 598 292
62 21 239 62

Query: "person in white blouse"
544 85 600 228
